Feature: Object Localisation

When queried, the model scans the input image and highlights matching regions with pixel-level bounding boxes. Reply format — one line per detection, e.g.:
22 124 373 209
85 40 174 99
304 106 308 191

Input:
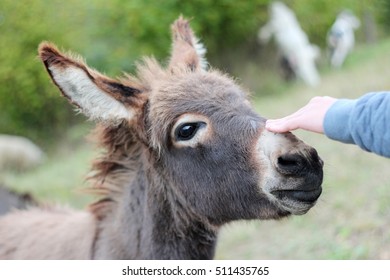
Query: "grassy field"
1 39 390 259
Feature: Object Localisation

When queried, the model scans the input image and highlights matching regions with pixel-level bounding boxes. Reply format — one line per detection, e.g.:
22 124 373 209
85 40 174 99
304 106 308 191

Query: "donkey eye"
175 122 204 141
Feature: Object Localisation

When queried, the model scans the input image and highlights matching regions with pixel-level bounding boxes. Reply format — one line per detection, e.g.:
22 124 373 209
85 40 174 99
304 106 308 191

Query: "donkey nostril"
276 154 304 175
278 155 299 167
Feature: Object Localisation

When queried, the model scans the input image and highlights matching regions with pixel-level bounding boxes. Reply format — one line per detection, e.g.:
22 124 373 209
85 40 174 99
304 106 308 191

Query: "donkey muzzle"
257 130 324 215
272 148 323 214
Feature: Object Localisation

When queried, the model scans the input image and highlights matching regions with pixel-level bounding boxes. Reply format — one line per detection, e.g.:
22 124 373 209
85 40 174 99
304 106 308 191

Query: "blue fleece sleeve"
323 92 390 158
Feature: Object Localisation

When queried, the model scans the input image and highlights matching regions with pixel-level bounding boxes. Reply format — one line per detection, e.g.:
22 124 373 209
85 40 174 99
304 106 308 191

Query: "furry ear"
168 16 208 72
38 42 145 123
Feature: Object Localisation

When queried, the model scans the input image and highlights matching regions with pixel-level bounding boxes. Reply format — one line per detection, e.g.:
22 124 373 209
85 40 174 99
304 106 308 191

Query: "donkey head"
39 17 323 226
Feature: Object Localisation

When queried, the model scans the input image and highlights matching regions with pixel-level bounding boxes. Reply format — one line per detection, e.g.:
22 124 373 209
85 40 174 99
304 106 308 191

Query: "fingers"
266 107 307 132
265 96 336 134
265 117 300 133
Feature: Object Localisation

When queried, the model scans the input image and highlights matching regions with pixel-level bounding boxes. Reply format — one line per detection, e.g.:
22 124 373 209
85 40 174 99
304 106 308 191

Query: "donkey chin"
257 130 324 215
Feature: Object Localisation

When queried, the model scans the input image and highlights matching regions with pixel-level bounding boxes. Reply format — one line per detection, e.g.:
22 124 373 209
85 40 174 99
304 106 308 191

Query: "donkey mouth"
272 187 322 203
271 187 322 214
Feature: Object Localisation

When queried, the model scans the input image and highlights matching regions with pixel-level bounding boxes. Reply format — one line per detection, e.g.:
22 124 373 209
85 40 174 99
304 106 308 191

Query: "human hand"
265 96 338 134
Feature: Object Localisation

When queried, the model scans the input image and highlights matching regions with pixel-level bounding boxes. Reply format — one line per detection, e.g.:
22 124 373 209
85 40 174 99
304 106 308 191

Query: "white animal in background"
0 135 45 171
258 1 320 87
327 10 360 68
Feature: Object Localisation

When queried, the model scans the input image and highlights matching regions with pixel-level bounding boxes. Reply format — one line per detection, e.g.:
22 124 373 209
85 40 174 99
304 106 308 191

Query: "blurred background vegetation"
1 0 390 259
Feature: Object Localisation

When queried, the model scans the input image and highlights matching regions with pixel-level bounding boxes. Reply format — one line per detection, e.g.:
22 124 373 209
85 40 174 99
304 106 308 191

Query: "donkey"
0 17 323 259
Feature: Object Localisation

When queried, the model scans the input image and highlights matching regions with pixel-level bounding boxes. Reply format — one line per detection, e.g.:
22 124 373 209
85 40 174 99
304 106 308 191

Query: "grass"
1 39 390 259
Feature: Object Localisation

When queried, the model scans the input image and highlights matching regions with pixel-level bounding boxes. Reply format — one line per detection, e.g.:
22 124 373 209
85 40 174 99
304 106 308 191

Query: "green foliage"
0 0 90 143
377 0 390 32
85 0 270 74
287 0 382 46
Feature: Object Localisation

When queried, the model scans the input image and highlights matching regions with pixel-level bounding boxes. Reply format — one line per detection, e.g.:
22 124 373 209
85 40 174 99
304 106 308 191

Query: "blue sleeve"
323 92 390 158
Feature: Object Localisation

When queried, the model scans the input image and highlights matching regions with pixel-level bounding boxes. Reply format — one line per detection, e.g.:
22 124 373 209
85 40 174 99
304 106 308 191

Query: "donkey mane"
87 122 142 220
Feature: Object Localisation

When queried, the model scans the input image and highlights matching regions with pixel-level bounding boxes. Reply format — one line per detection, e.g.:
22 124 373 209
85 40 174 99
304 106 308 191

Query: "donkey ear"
168 16 208 72
38 42 145 123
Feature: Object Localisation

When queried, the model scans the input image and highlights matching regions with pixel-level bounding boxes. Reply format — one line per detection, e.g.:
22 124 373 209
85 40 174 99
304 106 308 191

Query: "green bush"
0 0 91 143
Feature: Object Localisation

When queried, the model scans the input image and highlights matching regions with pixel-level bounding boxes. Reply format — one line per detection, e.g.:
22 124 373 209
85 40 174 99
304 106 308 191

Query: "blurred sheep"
258 1 320 87
327 10 360 68
0 135 45 171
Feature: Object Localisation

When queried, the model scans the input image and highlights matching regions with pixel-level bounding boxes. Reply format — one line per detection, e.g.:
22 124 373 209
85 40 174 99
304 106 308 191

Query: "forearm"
323 92 390 157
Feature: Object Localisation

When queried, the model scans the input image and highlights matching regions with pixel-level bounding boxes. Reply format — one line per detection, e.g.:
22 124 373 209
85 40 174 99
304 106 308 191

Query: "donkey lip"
272 187 322 203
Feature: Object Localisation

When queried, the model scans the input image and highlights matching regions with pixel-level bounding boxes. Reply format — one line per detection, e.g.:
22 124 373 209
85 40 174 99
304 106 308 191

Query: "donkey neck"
94 152 218 260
